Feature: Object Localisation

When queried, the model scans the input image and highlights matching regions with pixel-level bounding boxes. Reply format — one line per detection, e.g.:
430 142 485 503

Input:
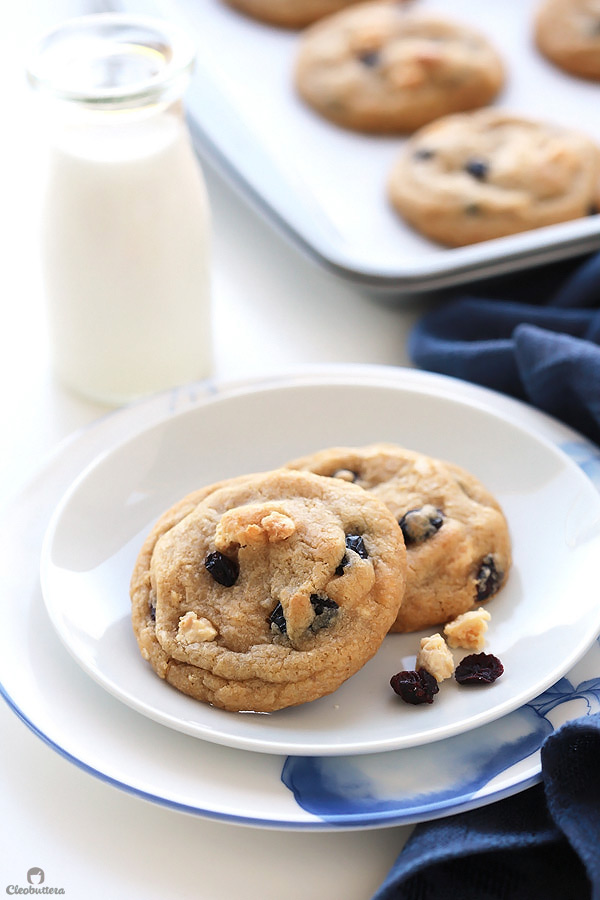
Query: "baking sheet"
113 0 600 293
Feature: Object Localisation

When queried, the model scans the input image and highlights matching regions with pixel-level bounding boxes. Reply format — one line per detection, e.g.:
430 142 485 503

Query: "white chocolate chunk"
215 504 296 550
444 607 491 651
416 632 455 683
177 611 218 644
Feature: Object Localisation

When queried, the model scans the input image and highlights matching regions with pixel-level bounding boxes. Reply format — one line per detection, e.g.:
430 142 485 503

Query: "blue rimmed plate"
2 366 600 828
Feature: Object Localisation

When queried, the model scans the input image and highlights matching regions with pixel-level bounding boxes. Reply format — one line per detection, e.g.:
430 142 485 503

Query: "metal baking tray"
112 0 600 294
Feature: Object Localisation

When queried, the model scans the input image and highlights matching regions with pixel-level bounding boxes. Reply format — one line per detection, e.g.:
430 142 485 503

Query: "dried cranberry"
390 669 439 705
205 551 239 587
399 506 444 545
475 554 503 601
455 652 504 685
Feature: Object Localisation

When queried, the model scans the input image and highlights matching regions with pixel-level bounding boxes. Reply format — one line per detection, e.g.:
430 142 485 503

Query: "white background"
0 1 421 896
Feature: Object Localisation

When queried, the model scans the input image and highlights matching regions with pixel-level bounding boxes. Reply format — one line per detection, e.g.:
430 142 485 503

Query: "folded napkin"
374 251 600 900
409 251 600 445
373 714 600 900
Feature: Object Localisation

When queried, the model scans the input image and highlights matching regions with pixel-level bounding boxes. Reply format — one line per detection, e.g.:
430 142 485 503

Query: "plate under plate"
3 366 600 828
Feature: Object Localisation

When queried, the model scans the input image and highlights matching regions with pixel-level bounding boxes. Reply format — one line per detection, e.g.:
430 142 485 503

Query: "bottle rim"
26 13 196 110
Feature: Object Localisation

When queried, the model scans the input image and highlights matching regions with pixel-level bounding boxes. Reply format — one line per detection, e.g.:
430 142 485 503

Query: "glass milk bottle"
27 14 212 405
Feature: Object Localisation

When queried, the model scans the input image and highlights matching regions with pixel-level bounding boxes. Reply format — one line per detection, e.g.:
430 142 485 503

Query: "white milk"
28 14 213 406
42 109 212 405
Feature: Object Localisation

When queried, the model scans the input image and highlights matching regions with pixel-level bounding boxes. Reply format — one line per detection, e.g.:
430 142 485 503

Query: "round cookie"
294 3 504 133
285 443 511 633
131 468 407 712
221 0 365 29
534 0 600 81
388 109 600 246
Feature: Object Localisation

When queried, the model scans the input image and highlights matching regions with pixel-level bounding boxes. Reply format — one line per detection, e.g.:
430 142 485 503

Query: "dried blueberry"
390 669 439 705
310 594 339 631
335 534 369 574
465 158 489 180
414 148 435 161
475 554 503 601
149 599 156 621
358 50 380 67
588 204 598 217
399 505 444 545
269 602 287 635
345 534 368 559
335 555 348 576
205 551 239 587
465 203 481 216
455 652 504 685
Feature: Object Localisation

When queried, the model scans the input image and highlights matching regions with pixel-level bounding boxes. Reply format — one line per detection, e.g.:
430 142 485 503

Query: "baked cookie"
535 0 600 81
294 3 504 133
221 0 364 29
285 443 511 633
131 468 406 712
388 109 600 246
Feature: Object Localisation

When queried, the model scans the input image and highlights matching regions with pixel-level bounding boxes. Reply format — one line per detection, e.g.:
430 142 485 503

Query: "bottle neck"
40 96 187 163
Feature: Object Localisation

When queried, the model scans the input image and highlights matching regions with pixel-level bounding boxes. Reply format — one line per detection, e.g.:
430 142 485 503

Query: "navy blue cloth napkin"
373 251 600 900
373 714 600 900
408 251 600 445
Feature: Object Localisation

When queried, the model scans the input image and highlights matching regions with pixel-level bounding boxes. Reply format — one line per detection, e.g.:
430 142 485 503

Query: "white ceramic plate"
3 367 600 828
39 371 600 756
109 0 600 292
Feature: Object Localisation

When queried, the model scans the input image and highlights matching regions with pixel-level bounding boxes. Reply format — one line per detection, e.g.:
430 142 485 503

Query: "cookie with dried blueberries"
130 468 407 712
294 3 504 133
534 0 600 81
285 443 511 632
220 0 365 29
388 109 600 245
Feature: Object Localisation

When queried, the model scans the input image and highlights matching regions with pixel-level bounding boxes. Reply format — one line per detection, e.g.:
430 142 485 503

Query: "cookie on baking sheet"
294 2 504 133
388 109 600 246
285 443 511 633
534 0 600 81
221 0 365 29
130 468 407 712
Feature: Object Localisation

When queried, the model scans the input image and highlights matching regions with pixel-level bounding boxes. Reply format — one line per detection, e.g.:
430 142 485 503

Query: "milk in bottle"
28 14 212 405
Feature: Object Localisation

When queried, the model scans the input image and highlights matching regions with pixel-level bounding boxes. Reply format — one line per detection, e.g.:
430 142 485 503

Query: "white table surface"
0 3 431 897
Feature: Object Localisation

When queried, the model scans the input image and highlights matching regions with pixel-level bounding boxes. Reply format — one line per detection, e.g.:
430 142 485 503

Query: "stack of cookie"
220 0 600 246
130 443 511 712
